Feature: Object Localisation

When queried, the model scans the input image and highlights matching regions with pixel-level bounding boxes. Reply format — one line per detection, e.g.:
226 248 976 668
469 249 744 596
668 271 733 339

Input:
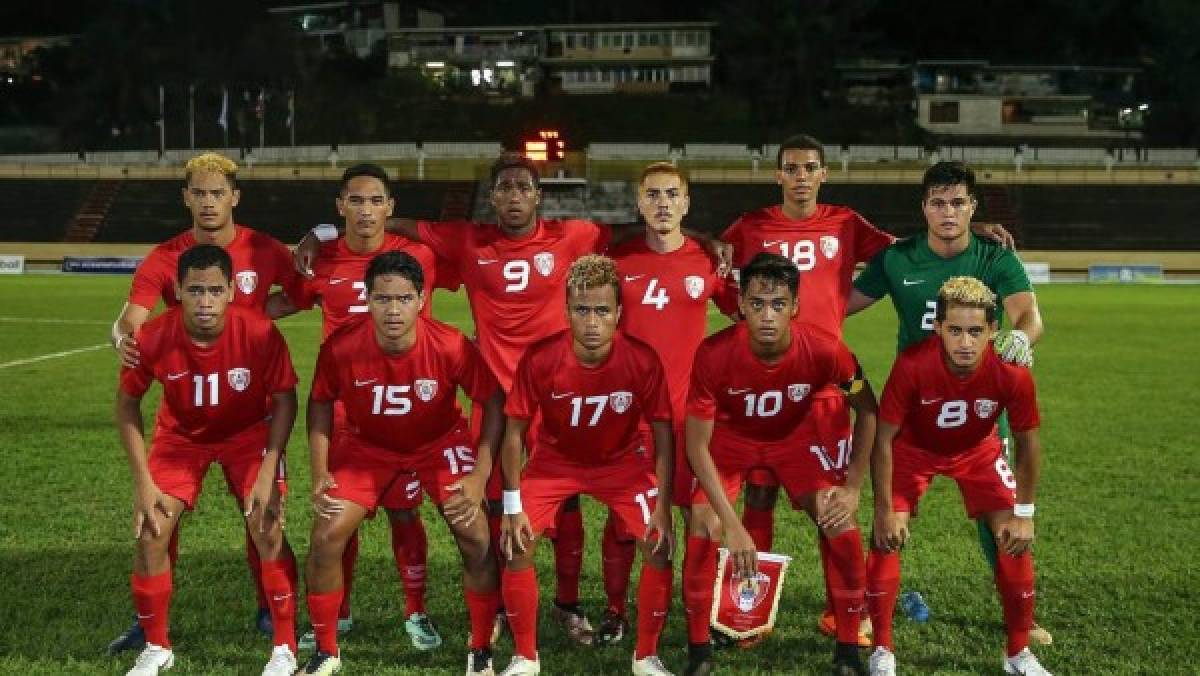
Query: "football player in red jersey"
497 256 676 676
107 153 302 654
266 164 442 652
682 253 881 676
117 245 300 676
300 252 505 676
598 163 738 644
865 277 1051 676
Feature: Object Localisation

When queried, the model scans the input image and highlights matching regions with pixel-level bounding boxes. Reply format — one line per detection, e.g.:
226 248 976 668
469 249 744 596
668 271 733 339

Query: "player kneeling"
117 244 300 676
682 253 880 676
866 276 1052 676
301 252 504 676
498 255 676 676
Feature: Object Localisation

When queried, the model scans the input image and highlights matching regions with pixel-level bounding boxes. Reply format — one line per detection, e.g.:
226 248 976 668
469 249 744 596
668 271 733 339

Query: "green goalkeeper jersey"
854 233 1032 352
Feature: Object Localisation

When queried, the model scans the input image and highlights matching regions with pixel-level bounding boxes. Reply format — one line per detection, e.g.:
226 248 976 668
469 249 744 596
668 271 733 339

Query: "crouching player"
301 252 504 676
498 255 676 676
117 244 300 676
866 276 1052 676
683 253 880 676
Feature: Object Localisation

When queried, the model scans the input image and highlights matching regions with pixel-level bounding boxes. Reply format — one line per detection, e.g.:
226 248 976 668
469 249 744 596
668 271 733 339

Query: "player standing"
682 253 880 676
117 245 299 676
299 251 504 676
864 277 1052 676
107 152 303 654
497 256 676 676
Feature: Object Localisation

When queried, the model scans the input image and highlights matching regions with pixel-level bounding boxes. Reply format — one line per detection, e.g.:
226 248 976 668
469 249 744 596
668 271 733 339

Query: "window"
686 32 698 46
566 34 575 49
624 33 634 48
698 32 708 46
637 32 649 47
930 101 960 123
600 34 610 48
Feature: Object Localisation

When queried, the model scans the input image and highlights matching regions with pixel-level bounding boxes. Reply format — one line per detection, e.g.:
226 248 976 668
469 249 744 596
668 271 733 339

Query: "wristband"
312 223 339 242
502 490 523 515
1013 503 1035 518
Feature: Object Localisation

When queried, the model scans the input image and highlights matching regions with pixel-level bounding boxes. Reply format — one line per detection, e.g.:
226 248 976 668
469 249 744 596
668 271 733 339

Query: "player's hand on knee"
873 510 907 552
994 330 1034 367
726 524 758 578
311 474 342 519
501 513 533 560
445 471 486 527
133 482 173 539
818 486 861 531
244 474 276 533
997 514 1035 555
644 505 675 559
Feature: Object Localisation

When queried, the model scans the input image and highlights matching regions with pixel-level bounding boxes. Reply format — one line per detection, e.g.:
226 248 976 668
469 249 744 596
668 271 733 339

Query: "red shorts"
328 425 476 511
331 403 423 512
472 403 540 501
743 395 850 490
694 409 853 508
522 452 659 541
892 438 1016 519
148 426 281 510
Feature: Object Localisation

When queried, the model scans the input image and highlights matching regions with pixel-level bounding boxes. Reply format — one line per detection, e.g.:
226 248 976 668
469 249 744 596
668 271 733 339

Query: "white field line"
0 343 109 370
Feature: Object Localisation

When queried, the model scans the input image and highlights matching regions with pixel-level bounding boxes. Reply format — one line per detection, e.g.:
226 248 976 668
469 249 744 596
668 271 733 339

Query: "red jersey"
310 316 499 452
611 236 736 419
687 322 858 446
120 305 298 446
506 330 671 465
416 218 610 391
722 205 893 337
290 234 438 340
880 336 1040 455
128 225 301 312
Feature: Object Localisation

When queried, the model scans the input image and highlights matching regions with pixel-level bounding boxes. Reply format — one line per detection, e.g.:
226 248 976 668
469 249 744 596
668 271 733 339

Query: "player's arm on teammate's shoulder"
292 217 423 276
111 302 151 368
846 249 888 317
819 357 879 530
116 389 172 539
264 291 299 320
971 222 1015 248
998 427 1041 555
995 291 1043 367
870 421 906 552
685 415 757 576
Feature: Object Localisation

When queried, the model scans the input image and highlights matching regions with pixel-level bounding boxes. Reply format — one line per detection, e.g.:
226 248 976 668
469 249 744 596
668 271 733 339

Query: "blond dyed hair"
935 276 997 322
566 254 621 305
185 152 238 187
639 161 689 194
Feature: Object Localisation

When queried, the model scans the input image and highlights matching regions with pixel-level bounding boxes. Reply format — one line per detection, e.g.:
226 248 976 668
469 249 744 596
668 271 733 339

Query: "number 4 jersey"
880 335 1040 455
310 316 499 453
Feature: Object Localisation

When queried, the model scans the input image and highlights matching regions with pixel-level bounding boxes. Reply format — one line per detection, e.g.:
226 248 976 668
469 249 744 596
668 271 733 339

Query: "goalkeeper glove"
994 329 1033 367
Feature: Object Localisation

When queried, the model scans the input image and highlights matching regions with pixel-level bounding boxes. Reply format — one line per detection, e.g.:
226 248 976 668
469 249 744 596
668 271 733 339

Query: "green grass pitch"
0 275 1195 674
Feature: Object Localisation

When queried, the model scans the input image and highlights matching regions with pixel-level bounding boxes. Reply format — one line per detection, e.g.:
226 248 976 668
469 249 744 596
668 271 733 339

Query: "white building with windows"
542 22 715 94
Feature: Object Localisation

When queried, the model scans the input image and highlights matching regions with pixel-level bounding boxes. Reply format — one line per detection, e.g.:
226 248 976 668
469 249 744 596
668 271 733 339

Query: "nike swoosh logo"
355 379 377 387
902 278 924 286
478 258 499 265
166 372 188 381
137 613 154 619
329 277 349 285
727 387 751 395
624 274 645 282
921 398 941 405
272 594 292 602
763 240 782 248
551 392 574 400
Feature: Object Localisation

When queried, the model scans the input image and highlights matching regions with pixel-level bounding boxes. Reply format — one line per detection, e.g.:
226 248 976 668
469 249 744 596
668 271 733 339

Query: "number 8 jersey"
880 336 1040 455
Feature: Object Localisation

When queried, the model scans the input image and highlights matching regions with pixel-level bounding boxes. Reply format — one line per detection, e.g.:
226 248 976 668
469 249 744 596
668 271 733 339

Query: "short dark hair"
739 252 799 298
341 163 391 196
364 251 424 294
776 134 825 168
490 152 540 187
177 244 232 284
922 161 978 201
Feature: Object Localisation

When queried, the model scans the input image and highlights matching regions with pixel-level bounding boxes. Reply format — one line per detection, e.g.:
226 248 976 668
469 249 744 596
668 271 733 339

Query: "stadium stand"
683 144 754 160
587 143 672 160
1012 185 1200 250
421 142 505 158
0 179 94 240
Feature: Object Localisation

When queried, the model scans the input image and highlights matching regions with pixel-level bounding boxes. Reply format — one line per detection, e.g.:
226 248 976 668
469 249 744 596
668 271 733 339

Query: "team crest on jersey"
975 398 998 418
609 391 633 414
533 252 555 277
787 383 811 402
684 275 705 299
227 368 251 392
414 379 438 402
820 236 839 260
235 270 258 295
728 570 772 612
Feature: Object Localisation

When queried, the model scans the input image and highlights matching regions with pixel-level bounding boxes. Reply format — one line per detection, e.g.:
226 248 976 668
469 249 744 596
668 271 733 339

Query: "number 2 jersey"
310 315 499 452
119 305 298 446
879 336 1040 455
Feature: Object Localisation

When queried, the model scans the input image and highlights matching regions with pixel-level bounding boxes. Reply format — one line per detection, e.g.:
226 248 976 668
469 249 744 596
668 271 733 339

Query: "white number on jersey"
994 456 1017 490
350 281 368 313
371 384 412 416
503 260 530 292
633 487 659 524
443 445 476 475
569 395 609 427
776 240 816 272
936 400 968 428
743 390 783 417
921 300 937 330
641 278 670 311
809 438 851 471
192 373 219 407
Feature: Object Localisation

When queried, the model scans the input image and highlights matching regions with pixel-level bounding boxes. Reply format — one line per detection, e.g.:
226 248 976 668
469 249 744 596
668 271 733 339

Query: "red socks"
261 559 297 652
865 549 901 650
502 567 540 660
995 551 1035 657
819 529 867 646
391 518 429 616
339 531 359 618
742 504 775 552
465 588 502 650
131 571 172 648
602 515 637 616
634 563 673 659
682 535 718 645
306 589 344 655
552 507 584 606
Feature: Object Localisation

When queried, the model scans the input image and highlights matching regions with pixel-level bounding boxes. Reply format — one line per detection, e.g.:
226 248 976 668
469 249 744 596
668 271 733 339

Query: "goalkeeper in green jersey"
846 161 1051 645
